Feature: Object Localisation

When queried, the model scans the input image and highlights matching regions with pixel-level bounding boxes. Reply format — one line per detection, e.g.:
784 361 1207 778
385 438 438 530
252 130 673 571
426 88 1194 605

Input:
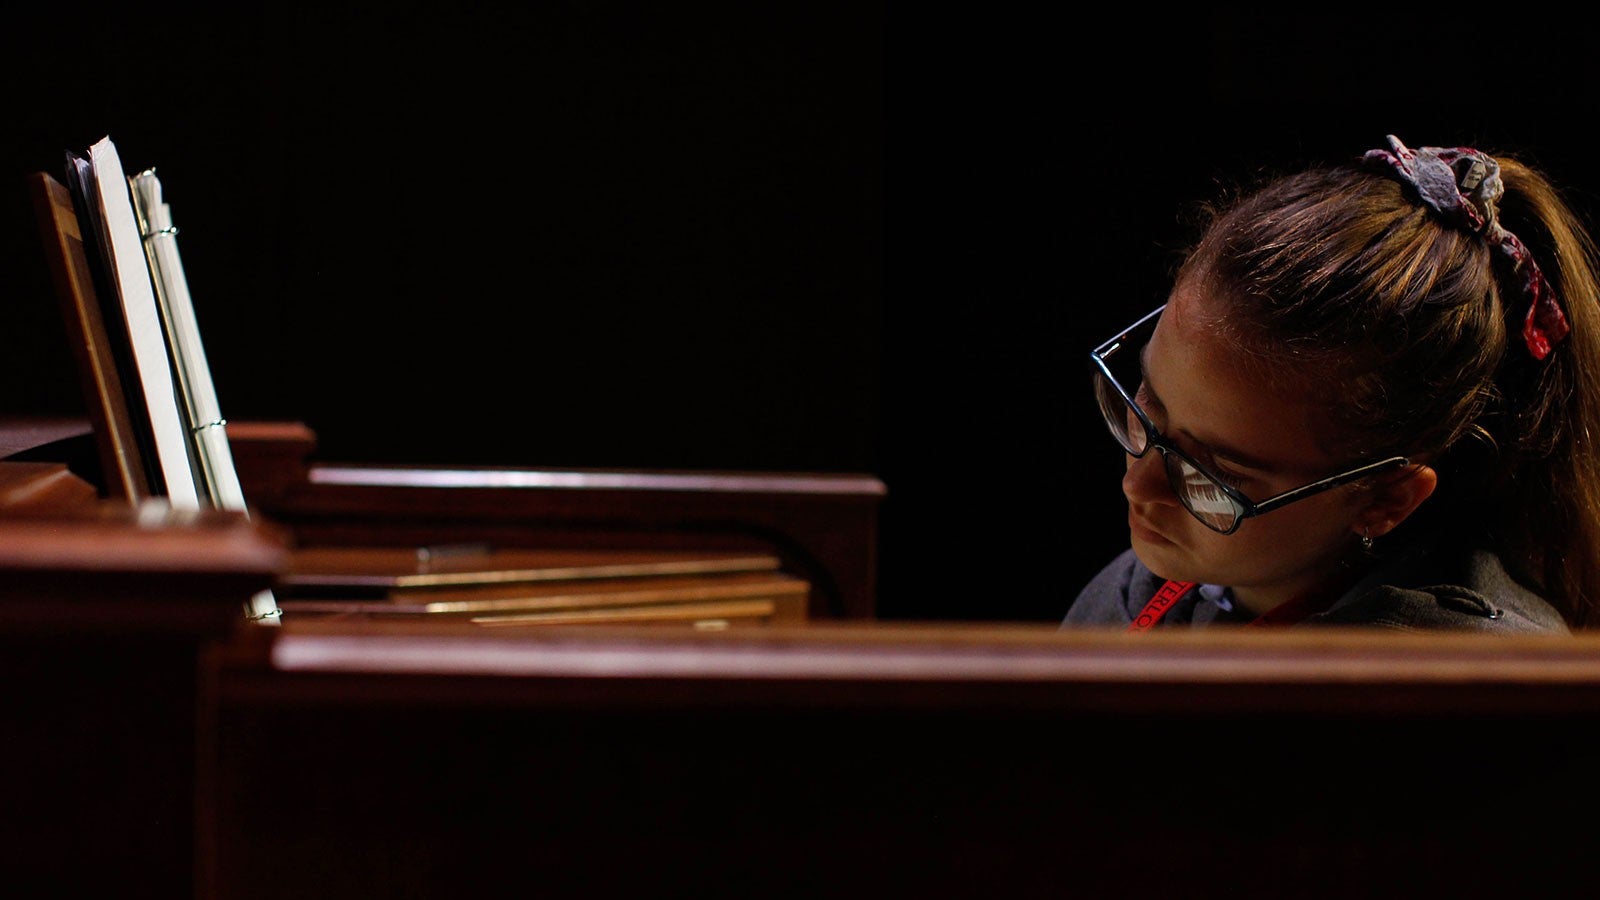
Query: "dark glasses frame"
1090 304 1411 534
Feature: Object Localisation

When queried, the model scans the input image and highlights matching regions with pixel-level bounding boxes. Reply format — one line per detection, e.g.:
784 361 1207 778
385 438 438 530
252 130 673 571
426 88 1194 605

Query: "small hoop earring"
1360 529 1374 551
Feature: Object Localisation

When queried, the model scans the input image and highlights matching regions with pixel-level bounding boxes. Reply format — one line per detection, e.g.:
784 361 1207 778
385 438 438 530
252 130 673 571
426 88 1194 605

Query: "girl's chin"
1129 531 1199 585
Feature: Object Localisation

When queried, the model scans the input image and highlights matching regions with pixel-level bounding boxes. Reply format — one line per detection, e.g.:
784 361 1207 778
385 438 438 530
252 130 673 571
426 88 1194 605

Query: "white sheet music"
130 167 247 510
128 164 280 625
85 137 201 510
70 137 279 624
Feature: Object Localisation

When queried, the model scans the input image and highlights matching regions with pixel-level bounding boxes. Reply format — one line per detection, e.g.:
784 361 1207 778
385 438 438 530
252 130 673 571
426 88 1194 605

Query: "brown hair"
1175 149 1600 628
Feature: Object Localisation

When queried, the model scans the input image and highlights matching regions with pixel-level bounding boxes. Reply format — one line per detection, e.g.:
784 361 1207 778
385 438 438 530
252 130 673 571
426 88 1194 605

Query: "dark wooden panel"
0 500 280 900
206 622 1600 899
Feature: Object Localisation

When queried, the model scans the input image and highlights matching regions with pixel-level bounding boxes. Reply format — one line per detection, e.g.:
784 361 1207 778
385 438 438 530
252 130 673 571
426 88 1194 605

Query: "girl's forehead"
1150 291 1347 476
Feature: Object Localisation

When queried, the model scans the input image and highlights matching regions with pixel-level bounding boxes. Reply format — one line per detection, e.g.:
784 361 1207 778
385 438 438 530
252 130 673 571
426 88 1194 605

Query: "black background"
3 5 1597 621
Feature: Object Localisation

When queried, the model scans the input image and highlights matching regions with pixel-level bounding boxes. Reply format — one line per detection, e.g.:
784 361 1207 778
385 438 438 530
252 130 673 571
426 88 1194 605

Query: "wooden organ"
9 162 1600 900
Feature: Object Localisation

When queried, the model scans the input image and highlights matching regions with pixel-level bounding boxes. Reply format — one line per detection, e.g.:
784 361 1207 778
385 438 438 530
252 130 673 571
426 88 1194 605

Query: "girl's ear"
1358 465 1438 539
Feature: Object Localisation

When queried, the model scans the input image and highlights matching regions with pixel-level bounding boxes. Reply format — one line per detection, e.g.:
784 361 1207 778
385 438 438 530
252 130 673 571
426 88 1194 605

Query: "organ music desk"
7 420 1600 900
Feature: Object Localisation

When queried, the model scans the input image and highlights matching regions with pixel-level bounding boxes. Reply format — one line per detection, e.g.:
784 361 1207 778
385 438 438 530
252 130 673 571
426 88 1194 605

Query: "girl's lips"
1128 510 1171 545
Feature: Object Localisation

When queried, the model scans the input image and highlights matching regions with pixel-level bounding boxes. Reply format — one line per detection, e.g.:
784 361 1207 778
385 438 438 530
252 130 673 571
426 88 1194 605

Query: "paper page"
131 169 242 504
130 166 280 624
86 136 201 509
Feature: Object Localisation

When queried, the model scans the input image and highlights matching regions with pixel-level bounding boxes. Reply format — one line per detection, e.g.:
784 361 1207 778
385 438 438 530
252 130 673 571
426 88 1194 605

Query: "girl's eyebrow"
1138 348 1280 473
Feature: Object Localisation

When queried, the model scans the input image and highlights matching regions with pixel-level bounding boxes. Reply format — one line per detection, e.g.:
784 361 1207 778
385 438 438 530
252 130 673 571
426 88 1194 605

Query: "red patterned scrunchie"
1363 134 1571 360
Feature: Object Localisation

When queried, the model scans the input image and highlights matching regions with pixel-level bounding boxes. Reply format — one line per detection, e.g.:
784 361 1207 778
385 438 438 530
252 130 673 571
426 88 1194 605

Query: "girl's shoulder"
1315 547 1570 634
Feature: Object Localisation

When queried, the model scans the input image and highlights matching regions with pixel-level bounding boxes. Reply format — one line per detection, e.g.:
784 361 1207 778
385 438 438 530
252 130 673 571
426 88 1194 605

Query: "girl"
1065 135 1600 632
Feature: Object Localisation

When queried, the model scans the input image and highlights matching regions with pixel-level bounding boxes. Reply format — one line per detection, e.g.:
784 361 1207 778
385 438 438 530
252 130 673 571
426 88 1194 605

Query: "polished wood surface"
0 485 285 631
0 417 882 623
281 545 807 626
284 544 785 591
0 459 97 511
205 619 1600 898
223 617 1600 712
225 421 883 620
279 570 810 626
0 479 280 900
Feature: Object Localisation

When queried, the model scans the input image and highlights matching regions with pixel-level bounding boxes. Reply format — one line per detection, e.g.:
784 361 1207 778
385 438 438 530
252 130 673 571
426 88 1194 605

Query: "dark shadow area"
4 6 1597 621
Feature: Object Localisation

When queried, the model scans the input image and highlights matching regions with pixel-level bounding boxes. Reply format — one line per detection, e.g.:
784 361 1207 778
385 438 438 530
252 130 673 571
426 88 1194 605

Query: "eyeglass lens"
1092 366 1243 532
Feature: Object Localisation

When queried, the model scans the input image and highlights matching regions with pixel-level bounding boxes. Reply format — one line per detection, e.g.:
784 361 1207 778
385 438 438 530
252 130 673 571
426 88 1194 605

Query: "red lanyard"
1128 580 1197 630
1128 579 1337 630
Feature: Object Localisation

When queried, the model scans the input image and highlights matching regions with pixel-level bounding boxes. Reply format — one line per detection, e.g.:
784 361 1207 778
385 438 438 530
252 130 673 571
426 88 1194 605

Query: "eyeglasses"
1090 304 1411 534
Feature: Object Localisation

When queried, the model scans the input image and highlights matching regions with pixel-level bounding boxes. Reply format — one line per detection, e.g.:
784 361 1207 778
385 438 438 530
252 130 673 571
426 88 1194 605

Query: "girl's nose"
1123 448 1177 507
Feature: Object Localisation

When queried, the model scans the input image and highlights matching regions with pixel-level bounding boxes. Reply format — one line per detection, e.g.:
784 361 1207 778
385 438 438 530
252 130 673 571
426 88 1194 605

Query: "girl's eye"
1208 463 1249 489
1132 381 1156 411
1130 379 1254 489
1190 446 1249 488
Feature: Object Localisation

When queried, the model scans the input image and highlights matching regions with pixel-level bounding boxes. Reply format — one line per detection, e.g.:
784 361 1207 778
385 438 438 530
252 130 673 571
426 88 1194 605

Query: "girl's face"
1122 283 1378 614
